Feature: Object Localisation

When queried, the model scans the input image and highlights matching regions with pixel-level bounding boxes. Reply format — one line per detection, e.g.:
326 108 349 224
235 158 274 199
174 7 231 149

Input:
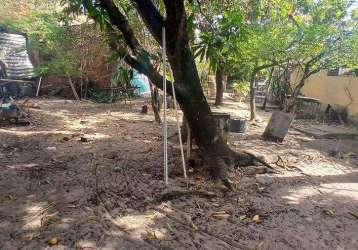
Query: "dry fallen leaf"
191 222 199 231
165 222 174 234
212 211 230 219
214 210 228 214
41 212 59 227
255 241 264 249
348 212 358 220
26 233 40 241
146 230 157 240
47 236 59 245
239 215 247 221
323 208 334 216
7 194 15 200
252 214 261 223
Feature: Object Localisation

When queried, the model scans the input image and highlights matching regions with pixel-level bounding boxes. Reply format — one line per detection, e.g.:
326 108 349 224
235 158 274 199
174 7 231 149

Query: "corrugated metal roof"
0 32 35 79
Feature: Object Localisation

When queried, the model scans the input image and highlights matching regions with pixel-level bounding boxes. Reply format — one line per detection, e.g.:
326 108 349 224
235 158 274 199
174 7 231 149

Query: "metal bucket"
229 118 246 133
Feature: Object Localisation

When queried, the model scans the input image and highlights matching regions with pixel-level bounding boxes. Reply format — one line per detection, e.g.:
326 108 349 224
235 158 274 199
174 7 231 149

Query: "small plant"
87 88 113 103
88 65 136 103
110 65 133 90
232 80 250 99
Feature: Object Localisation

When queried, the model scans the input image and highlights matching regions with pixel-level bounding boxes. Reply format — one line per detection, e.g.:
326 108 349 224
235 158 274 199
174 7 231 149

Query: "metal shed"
0 31 35 80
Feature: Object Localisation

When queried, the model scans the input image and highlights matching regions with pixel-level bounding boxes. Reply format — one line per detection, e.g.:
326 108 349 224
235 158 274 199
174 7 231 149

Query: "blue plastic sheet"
131 70 150 97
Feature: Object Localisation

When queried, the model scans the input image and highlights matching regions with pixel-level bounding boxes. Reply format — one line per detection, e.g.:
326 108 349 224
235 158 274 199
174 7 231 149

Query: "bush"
232 80 249 99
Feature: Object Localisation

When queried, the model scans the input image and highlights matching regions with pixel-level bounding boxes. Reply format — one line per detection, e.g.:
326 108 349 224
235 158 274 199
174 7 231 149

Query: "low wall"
291 70 358 123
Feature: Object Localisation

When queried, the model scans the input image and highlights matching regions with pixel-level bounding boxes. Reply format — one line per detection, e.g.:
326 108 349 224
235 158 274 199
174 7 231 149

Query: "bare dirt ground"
1 98 357 250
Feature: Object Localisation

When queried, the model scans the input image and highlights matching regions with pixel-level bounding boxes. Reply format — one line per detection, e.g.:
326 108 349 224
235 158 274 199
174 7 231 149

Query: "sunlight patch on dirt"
84 132 112 140
76 240 98 249
0 128 72 136
282 187 322 204
22 204 48 230
319 183 358 199
297 161 356 176
115 211 168 240
5 163 39 170
282 181 358 205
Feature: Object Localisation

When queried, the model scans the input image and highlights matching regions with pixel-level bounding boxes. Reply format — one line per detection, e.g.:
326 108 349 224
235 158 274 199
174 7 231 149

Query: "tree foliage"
0 0 81 76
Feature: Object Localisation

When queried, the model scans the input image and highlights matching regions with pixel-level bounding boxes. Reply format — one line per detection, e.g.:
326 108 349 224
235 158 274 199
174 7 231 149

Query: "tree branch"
100 0 141 54
124 53 173 96
97 0 176 96
106 31 173 96
256 60 281 71
130 0 165 45
163 0 187 53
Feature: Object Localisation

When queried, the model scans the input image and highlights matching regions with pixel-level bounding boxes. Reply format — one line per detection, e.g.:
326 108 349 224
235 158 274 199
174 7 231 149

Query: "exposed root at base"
242 151 278 172
230 150 277 172
148 190 217 204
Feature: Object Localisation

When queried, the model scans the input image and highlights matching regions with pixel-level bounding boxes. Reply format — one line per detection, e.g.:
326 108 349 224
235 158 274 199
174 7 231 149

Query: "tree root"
148 189 217 204
242 151 277 172
197 148 278 191
196 146 278 191
154 206 252 250
93 163 158 249
230 150 277 172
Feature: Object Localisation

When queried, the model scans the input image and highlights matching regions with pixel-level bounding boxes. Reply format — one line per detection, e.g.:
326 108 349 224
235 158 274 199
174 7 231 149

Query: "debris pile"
0 98 30 125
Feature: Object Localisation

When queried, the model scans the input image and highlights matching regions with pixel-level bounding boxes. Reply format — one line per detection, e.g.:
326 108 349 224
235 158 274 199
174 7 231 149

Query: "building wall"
291 70 358 122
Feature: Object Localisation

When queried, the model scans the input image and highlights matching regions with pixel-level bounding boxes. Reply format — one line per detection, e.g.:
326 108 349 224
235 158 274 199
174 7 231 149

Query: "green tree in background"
0 0 80 81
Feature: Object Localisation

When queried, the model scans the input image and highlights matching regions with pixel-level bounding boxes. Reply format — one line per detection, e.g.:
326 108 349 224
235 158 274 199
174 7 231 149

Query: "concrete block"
263 111 294 142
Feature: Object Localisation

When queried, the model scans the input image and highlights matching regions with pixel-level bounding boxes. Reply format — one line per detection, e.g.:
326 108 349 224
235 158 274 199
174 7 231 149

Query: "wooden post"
162 27 168 185
84 76 89 99
170 76 187 179
186 118 191 159
80 76 83 100
150 82 161 123
36 76 43 97
67 75 80 100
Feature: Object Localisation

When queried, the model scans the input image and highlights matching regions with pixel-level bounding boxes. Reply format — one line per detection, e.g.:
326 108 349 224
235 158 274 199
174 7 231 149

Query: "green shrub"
232 80 249 98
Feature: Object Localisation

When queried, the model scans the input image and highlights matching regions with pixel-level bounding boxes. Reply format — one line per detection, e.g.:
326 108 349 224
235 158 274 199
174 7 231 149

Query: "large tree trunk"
163 4 256 181
149 82 161 123
285 76 306 113
278 66 290 110
249 70 257 121
262 67 274 110
215 64 225 106
284 66 310 113
167 46 234 180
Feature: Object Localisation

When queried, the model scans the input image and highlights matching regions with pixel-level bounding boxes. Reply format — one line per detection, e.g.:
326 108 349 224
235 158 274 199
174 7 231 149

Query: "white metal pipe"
162 27 168 185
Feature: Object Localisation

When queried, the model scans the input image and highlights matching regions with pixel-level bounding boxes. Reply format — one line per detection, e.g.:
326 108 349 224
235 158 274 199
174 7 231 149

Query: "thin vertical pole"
170 73 187 179
36 76 42 97
186 120 191 158
162 27 168 185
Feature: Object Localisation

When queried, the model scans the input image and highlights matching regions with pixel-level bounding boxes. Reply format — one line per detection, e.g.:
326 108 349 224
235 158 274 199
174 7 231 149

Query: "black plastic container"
229 118 246 133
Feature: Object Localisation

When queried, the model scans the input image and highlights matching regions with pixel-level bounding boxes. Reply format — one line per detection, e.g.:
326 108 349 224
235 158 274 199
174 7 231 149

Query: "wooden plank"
0 78 34 83
36 76 43 97
67 75 80 100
